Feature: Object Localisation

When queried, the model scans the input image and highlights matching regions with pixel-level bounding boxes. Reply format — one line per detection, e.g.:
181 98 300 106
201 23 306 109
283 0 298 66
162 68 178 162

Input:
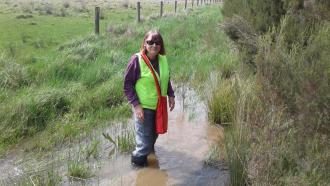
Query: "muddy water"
97 86 229 186
0 86 229 185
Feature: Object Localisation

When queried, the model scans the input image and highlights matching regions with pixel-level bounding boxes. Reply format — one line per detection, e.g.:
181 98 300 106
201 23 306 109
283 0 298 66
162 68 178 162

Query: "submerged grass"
68 160 93 179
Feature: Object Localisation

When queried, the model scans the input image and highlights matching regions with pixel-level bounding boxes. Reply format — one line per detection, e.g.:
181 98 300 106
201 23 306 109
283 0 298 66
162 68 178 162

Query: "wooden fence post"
95 7 100 35
192 0 194 8
137 2 141 22
175 1 177 13
160 1 163 17
197 0 199 6
185 0 187 9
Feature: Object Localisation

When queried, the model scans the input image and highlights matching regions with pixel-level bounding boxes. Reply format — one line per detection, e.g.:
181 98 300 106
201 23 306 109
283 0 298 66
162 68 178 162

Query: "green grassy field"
0 1 231 156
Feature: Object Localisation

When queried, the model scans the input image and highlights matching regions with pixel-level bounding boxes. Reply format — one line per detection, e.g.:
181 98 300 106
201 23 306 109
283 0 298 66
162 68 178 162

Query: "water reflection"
135 154 168 186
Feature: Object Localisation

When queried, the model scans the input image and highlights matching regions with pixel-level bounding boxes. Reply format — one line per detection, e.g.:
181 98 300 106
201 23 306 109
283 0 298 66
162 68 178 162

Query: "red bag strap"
140 52 162 98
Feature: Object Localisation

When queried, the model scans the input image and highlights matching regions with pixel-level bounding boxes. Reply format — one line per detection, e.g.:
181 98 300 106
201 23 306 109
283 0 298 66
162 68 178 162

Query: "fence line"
94 0 222 33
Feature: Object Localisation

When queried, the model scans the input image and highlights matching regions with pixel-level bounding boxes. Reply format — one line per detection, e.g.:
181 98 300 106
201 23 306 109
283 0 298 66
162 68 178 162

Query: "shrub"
223 0 285 33
245 13 330 186
63 2 70 8
222 2 330 184
221 15 257 67
44 3 54 15
256 21 330 135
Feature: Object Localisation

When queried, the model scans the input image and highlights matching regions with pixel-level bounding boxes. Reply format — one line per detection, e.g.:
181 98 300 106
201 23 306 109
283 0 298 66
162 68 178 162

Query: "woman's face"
144 34 161 56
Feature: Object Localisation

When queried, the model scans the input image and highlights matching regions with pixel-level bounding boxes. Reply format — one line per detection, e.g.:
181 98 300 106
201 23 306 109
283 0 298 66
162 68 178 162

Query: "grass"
0 0 226 155
0 162 62 186
204 141 225 169
207 77 235 125
0 1 233 184
116 130 135 152
68 160 93 179
102 130 135 153
0 1 230 183
207 74 255 186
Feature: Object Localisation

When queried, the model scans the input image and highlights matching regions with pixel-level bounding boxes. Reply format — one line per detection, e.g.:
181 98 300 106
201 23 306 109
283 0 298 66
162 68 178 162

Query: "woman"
124 30 175 167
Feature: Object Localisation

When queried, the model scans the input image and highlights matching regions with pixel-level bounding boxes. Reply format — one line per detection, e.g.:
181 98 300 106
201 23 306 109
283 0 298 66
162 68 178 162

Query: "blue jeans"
132 108 158 158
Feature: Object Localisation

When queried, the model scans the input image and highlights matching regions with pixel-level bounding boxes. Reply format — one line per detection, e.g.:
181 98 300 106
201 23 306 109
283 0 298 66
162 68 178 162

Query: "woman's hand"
169 97 175 111
134 105 144 123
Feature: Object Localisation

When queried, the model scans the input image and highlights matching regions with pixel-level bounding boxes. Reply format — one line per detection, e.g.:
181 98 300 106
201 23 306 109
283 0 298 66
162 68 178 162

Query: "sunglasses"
146 40 161 46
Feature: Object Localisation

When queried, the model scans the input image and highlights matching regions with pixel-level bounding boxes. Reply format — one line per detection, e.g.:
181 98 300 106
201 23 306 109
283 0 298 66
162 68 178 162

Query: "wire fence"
94 0 223 34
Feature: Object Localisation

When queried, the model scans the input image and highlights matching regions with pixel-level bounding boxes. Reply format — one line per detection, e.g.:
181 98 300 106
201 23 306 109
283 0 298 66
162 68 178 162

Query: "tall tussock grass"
207 75 234 125
208 74 257 186
58 35 106 63
0 54 30 89
0 88 69 145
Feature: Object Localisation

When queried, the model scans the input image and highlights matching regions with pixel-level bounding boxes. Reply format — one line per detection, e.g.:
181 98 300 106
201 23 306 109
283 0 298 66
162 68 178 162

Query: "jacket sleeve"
167 78 175 97
124 55 140 107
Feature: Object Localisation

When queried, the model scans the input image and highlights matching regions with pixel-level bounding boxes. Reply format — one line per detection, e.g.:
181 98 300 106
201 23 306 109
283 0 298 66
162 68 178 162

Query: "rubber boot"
131 154 147 168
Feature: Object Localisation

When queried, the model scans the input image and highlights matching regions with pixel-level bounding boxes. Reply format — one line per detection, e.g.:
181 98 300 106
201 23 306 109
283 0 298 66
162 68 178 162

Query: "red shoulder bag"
141 53 168 134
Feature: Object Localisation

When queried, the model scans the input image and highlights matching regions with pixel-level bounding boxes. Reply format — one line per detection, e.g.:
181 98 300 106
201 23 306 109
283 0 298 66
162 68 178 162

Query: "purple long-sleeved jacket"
124 54 175 107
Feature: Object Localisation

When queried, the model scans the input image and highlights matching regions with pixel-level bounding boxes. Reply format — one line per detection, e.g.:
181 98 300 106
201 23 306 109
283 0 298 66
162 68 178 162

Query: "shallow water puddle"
0 86 229 185
96 86 228 186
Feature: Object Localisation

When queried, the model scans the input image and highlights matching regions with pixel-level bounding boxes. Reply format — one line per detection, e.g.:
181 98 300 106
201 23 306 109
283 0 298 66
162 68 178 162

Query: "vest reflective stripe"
135 53 169 110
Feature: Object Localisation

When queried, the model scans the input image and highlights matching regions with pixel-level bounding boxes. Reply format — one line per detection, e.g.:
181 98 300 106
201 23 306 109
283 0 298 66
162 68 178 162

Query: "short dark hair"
140 30 166 55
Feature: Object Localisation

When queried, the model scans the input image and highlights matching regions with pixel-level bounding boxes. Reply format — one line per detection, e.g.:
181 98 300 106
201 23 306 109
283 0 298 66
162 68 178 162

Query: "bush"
63 2 70 8
256 21 330 135
247 14 330 186
222 1 330 185
223 0 285 33
221 15 257 67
